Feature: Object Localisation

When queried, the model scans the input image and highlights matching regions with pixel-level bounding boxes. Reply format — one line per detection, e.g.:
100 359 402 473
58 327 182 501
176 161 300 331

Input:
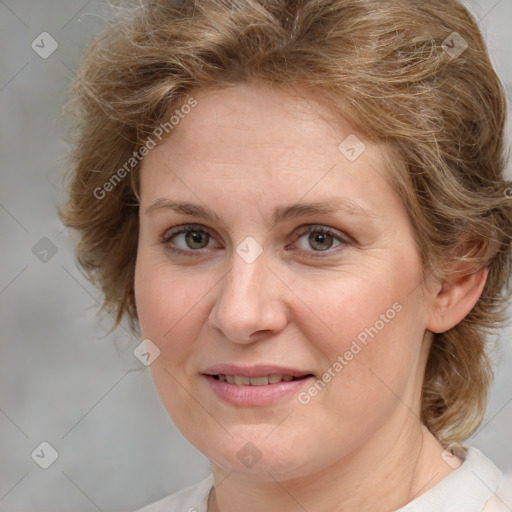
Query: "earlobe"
426 267 488 334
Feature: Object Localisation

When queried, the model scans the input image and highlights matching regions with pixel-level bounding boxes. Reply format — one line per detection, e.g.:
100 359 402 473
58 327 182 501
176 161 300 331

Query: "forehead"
139 82 399 216
160 83 345 165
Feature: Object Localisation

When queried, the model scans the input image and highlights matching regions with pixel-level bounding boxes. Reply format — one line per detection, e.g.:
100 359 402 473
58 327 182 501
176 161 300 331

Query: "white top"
135 447 510 512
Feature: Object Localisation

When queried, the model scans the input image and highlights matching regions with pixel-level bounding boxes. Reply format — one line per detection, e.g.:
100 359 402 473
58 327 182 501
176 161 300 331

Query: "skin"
134 81 488 511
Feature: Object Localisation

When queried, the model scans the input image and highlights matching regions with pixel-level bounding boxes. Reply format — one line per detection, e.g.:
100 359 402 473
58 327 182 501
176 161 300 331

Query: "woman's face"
134 82 433 479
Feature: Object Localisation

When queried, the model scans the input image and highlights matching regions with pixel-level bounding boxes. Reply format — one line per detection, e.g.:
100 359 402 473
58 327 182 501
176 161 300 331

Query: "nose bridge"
221 250 268 315
209 248 287 342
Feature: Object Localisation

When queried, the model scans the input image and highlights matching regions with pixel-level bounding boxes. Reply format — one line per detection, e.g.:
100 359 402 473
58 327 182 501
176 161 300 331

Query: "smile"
213 374 306 385
203 366 315 406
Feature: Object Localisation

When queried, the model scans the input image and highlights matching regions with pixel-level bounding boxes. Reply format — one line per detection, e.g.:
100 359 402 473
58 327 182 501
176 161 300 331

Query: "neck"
208 422 455 512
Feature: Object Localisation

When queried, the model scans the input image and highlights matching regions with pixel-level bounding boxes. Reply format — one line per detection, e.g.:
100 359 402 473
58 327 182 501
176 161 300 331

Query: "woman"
61 0 512 510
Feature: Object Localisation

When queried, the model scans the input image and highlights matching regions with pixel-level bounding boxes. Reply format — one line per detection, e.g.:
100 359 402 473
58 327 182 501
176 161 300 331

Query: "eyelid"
160 222 351 257
287 224 352 256
161 222 217 242
161 223 222 256
292 224 351 243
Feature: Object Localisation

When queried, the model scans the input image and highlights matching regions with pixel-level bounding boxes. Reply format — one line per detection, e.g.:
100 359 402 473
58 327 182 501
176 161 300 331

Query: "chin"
183 423 328 481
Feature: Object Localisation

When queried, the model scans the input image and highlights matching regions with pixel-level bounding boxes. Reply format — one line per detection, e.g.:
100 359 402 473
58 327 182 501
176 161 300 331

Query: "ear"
425 266 488 334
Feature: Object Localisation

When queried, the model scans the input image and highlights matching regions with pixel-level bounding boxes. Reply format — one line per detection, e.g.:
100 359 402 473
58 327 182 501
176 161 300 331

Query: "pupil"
186 231 208 249
309 232 332 251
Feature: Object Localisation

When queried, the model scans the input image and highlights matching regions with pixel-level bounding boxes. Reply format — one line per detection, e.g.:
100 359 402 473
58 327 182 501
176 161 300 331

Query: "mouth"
202 365 315 406
211 374 312 385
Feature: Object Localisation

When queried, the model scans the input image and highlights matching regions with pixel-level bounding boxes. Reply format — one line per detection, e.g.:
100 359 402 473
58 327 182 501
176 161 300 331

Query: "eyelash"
287 225 349 257
161 224 218 257
161 223 350 257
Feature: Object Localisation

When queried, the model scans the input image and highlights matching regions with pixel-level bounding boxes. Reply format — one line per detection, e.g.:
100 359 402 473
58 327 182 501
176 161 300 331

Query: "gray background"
0 1 511 510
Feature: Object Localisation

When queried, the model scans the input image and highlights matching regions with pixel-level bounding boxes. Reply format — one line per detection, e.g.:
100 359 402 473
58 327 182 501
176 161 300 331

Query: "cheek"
134 254 210 421
134 256 194 361
295 272 402 355
293 282 424 458
295 261 425 396
135 252 201 333
134 252 222 380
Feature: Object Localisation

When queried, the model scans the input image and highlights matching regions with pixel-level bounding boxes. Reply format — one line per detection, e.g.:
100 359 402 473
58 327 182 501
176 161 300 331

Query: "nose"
208 251 288 344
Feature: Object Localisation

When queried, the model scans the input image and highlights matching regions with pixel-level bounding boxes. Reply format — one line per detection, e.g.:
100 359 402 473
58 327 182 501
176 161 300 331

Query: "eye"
162 224 221 254
291 225 348 253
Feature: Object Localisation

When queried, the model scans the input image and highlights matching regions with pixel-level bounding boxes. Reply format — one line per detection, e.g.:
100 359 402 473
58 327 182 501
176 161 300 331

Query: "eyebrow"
144 198 375 225
273 200 375 224
145 199 223 223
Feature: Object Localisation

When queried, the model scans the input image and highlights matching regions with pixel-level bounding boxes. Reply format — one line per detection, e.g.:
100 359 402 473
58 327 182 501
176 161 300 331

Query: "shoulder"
484 473 512 512
398 447 504 512
134 475 214 512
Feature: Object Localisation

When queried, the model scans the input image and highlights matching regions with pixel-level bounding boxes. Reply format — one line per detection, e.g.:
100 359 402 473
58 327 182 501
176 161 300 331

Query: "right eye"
162 224 222 255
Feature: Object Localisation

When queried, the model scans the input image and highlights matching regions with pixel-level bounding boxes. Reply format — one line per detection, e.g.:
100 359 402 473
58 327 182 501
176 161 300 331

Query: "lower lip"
204 375 313 407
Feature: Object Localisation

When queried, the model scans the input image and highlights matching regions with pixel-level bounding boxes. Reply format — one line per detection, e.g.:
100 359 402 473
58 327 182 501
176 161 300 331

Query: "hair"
60 0 512 444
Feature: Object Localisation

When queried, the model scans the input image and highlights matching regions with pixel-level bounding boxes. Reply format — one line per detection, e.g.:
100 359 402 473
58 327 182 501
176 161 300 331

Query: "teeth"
219 374 299 385
249 376 269 386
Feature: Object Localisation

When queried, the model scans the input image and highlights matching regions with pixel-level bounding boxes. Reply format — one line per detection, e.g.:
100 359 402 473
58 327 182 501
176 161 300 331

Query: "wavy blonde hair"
61 0 512 444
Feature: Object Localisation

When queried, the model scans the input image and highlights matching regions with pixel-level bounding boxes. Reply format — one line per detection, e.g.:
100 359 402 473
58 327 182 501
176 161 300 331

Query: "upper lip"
202 364 314 378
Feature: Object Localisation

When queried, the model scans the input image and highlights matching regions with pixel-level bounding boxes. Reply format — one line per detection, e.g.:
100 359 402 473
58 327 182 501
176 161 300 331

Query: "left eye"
294 227 345 252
